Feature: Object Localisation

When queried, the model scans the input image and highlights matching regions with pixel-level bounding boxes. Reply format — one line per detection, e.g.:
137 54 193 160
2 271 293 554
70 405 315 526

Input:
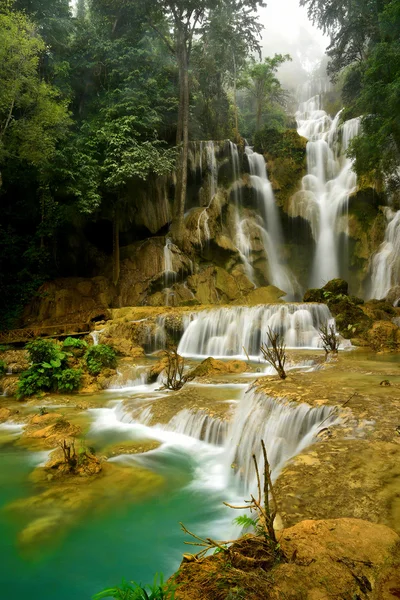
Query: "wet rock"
173 519 400 600
366 321 400 352
189 357 248 378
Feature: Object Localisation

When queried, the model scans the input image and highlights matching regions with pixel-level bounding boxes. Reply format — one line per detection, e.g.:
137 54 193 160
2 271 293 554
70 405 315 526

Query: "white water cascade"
177 304 332 358
293 90 360 288
228 142 256 284
246 147 299 298
197 141 218 246
369 209 400 300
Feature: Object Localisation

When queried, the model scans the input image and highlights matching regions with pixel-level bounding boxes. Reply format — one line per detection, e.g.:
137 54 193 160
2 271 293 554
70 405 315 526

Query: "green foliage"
26 339 65 365
233 515 258 530
63 337 88 350
54 368 82 392
85 344 116 376
0 360 7 377
17 338 83 398
38 406 48 416
93 574 176 600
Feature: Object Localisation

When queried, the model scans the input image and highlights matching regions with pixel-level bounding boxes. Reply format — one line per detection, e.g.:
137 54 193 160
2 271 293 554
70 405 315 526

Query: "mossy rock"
323 279 349 296
303 288 325 303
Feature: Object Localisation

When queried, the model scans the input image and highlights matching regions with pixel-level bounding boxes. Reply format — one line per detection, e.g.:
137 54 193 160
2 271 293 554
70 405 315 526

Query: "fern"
234 515 258 529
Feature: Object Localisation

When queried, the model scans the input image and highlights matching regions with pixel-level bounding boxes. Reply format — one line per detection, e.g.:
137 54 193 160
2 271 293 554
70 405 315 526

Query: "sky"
258 0 329 87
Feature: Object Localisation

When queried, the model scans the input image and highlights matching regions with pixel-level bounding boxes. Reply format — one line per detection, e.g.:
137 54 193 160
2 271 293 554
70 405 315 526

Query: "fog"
258 0 329 89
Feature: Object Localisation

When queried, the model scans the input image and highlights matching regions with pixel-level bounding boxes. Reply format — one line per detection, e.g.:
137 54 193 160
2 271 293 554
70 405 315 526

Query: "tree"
301 0 400 189
240 54 291 132
0 10 70 176
144 0 265 245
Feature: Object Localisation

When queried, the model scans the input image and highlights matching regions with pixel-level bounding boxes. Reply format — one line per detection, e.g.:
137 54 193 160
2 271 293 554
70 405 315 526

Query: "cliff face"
22 132 392 326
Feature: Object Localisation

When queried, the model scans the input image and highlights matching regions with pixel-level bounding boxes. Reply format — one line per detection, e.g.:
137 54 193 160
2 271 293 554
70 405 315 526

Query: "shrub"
62 337 88 350
93 574 176 600
16 368 53 399
55 368 83 392
0 360 7 377
26 339 66 365
85 344 116 376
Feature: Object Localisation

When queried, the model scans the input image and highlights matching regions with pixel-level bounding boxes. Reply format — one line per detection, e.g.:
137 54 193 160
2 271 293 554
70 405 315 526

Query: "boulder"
366 320 400 352
188 357 248 378
236 285 286 306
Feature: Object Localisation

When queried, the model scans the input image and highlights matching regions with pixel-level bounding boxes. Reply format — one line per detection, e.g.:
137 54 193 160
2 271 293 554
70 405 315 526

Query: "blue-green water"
0 437 232 600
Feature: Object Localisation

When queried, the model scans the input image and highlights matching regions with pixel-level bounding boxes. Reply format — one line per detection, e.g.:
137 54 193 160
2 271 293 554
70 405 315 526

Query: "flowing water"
293 88 360 288
0 309 338 599
369 208 400 300
177 303 333 358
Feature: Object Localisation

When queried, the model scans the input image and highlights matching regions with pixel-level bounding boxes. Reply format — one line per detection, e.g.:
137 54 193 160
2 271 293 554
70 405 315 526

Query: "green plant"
38 406 48 416
85 344 117 376
62 337 88 350
25 339 66 365
16 369 53 399
93 574 176 600
233 515 258 530
55 368 83 392
0 360 7 377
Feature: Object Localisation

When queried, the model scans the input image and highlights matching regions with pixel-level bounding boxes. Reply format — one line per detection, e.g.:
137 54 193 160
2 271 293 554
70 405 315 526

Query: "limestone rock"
234 285 286 306
188 357 248 378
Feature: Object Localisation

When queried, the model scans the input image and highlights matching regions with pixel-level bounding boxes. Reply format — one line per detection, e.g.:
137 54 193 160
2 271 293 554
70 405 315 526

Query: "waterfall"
90 329 104 346
167 409 228 446
228 142 256 284
245 147 298 298
369 209 400 300
293 90 360 288
177 304 332 358
225 389 336 491
197 141 218 246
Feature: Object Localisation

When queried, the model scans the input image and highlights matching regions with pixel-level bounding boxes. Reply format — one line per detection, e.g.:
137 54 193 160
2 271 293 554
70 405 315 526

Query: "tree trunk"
112 206 120 286
171 41 189 246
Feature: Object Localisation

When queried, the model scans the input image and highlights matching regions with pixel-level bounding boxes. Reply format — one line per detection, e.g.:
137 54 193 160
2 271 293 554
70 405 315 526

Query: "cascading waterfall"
369 208 400 300
245 147 299 298
167 409 228 446
226 389 336 490
197 141 218 246
293 88 360 288
177 304 332 358
228 141 256 284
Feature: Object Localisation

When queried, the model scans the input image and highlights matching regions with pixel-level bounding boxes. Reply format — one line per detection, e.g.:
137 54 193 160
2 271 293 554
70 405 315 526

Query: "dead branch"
260 327 287 379
162 347 193 390
319 322 340 355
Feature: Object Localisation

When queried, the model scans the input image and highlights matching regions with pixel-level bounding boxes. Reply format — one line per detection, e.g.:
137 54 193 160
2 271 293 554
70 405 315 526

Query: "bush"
26 339 65 365
55 368 83 392
0 360 7 377
62 337 88 350
93 574 176 600
85 345 116 376
16 368 53 399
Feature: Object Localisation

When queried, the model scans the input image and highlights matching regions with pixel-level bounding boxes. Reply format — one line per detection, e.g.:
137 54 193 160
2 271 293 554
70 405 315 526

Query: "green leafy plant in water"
233 515 258 530
93 574 176 600
0 360 7 377
38 406 48 416
85 344 116 376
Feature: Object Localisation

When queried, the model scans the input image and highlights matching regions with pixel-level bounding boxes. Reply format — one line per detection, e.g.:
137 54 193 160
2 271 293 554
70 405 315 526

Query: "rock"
0 407 11 423
236 285 286 306
366 320 400 352
102 440 161 458
303 288 324 303
173 518 400 600
323 278 349 295
188 357 248 378
19 417 81 449
386 285 400 306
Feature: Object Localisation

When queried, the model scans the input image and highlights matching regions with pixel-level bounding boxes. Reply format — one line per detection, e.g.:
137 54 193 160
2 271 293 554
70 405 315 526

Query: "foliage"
93 574 176 600
233 515 258 530
26 339 66 365
17 338 84 398
38 406 48 416
85 344 117 376
63 337 88 349
54 368 83 392
0 359 7 377
301 0 400 186
239 54 291 134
